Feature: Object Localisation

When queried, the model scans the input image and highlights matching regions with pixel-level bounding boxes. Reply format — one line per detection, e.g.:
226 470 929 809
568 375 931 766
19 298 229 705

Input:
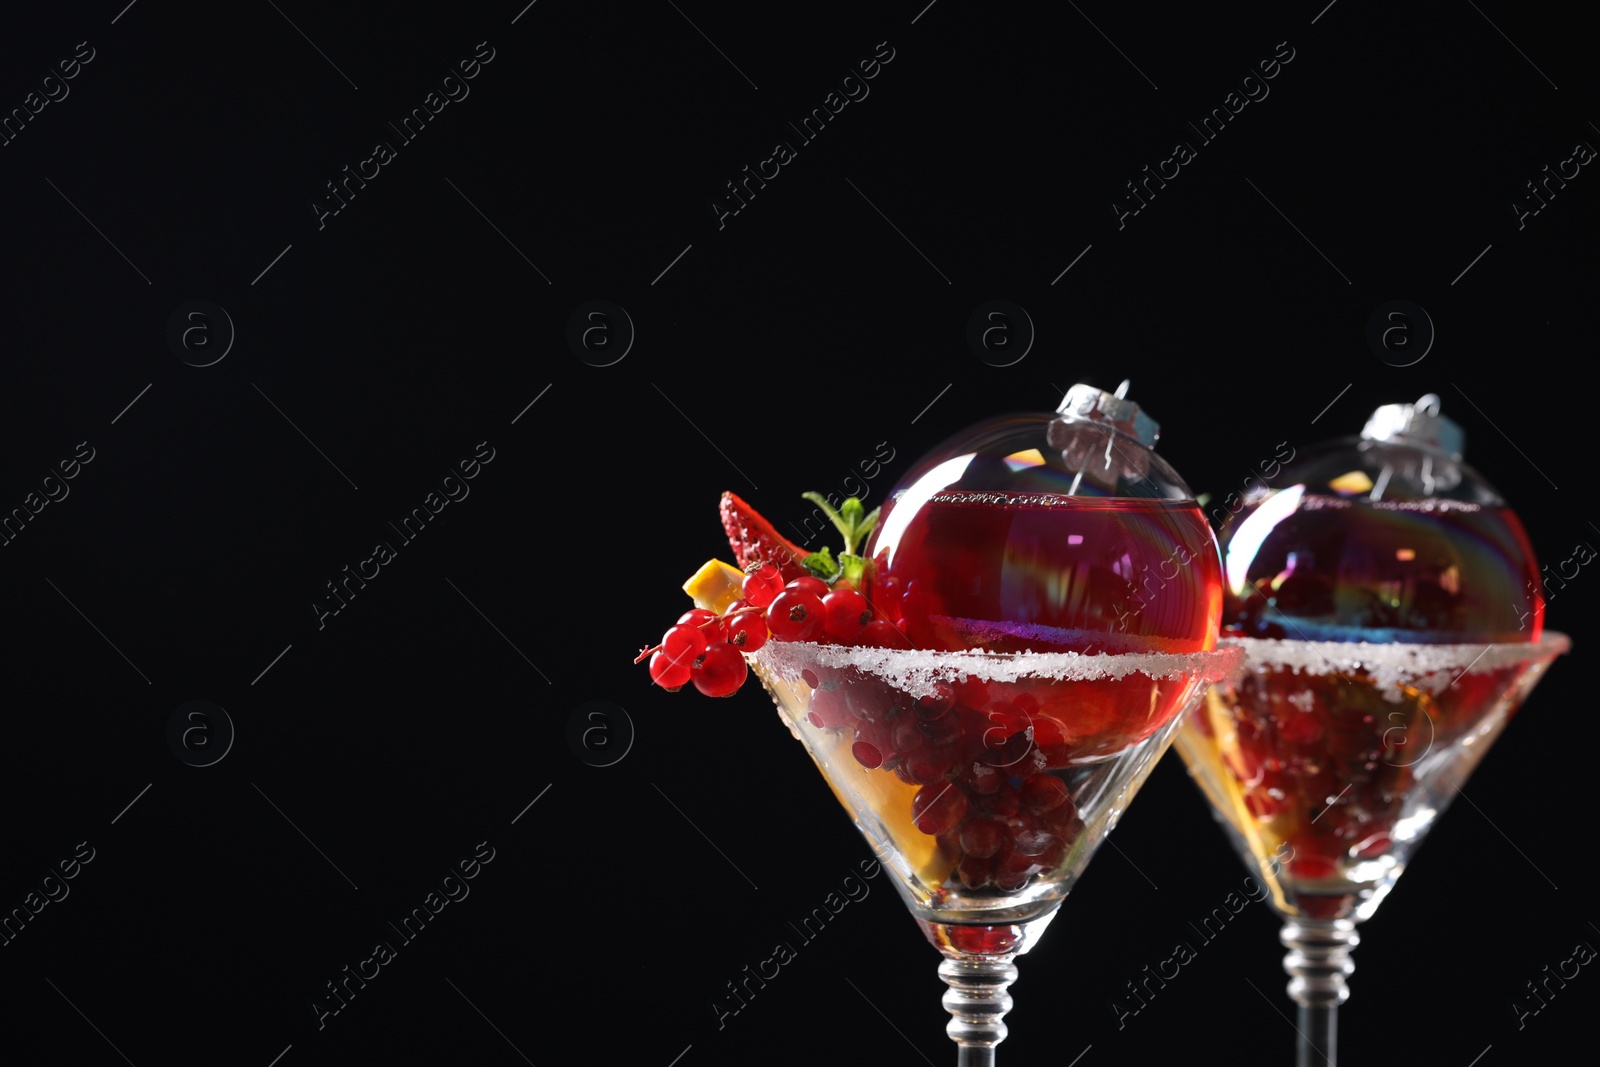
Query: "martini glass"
738 381 1237 1063
1178 633 1566 1065
1175 394 1568 1065
750 638 1242 1064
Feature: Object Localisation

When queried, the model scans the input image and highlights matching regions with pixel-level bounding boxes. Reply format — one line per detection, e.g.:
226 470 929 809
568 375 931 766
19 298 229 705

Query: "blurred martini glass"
1176 395 1568 1065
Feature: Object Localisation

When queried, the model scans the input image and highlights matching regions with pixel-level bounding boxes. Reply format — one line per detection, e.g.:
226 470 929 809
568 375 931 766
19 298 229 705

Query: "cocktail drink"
1184 637 1563 923
637 382 1236 1064
1175 395 1568 1066
753 626 1238 912
871 491 1221 655
764 382 1239 1063
748 636 1241 1024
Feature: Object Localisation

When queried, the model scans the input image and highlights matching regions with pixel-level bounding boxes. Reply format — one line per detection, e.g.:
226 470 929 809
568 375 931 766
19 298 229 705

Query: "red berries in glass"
1021 774 1071 813
912 782 970 835
852 740 884 768
959 818 1006 859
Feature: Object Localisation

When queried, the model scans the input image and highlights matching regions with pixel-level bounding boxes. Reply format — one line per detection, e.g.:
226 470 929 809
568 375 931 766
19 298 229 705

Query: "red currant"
976 789 1020 819
742 565 785 609
912 781 970 836
1032 836 1066 869
649 651 691 689
903 745 958 785
677 608 726 642
918 712 963 747
891 719 921 753
1243 791 1286 820
660 624 708 668
784 576 829 599
957 853 994 890
692 642 747 697
852 741 884 768
807 693 851 729
1040 798 1083 834
963 761 1006 795
766 590 824 641
1354 832 1392 859
1012 827 1057 857
1279 711 1323 746
726 612 768 651
916 684 956 719
1288 853 1338 881
854 717 891 752
959 819 1006 859
822 589 871 642
1020 775 1070 814
856 619 910 648
994 869 1031 893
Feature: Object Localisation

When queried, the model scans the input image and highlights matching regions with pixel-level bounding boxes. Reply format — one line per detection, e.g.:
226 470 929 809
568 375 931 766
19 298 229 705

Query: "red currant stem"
637 605 765 666
687 605 765 637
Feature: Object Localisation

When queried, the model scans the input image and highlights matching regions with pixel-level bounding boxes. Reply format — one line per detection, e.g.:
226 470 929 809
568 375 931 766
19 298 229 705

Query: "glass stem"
1296 1003 1337 1067
1280 917 1359 1067
938 956 1018 1067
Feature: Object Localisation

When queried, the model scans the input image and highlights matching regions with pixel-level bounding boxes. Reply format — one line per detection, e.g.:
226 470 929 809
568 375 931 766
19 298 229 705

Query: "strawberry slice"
720 491 811 582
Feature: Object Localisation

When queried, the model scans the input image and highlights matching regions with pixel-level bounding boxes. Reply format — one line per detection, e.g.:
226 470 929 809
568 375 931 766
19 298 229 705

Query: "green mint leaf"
804 492 880 557
803 547 841 581
856 506 881 546
803 490 859 550
801 491 844 528
839 553 867 587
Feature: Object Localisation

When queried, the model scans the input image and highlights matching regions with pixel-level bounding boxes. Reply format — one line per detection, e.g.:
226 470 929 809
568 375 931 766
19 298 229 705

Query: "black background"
2 2 1594 1065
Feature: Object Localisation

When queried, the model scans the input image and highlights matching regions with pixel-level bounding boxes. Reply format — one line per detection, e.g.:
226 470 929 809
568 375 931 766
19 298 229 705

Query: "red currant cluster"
1204 669 1425 917
808 677 1086 891
636 564 909 698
